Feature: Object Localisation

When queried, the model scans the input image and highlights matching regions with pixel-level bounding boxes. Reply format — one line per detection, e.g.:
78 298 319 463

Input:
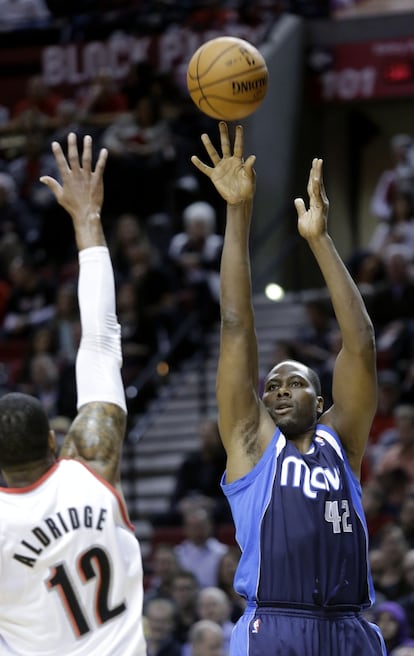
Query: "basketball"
186 36 268 121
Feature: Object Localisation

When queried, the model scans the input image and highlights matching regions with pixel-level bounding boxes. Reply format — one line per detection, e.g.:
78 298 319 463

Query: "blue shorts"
230 604 386 656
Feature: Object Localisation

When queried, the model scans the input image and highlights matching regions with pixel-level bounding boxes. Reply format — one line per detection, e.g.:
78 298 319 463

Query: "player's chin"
274 415 297 436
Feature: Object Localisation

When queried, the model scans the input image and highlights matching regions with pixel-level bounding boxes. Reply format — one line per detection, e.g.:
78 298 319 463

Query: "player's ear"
316 396 324 415
48 430 57 455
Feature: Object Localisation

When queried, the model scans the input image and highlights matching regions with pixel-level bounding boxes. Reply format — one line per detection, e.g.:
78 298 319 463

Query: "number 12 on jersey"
46 545 126 637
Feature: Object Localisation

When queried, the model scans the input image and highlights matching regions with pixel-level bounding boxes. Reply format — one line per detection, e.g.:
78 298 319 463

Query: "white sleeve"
76 246 127 413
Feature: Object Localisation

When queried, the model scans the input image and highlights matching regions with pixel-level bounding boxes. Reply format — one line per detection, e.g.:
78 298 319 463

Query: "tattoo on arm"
59 402 127 483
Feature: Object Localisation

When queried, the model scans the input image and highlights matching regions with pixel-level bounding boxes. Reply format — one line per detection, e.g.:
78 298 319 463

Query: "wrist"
73 212 106 250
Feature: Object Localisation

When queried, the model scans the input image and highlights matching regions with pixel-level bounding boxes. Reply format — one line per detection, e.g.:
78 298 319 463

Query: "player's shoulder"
57 457 98 477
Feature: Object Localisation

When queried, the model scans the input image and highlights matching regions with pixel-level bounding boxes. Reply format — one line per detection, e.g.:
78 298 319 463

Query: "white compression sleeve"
76 246 127 413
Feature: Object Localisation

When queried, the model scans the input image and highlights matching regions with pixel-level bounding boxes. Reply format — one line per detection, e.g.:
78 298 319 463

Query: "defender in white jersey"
0 134 146 656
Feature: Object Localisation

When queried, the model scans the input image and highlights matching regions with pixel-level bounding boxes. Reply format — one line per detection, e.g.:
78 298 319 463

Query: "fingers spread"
294 198 306 217
82 135 93 174
244 154 256 175
39 176 62 199
233 124 244 159
51 140 70 179
94 147 108 178
219 121 231 158
67 132 81 172
191 155 212 177
201 133 221 166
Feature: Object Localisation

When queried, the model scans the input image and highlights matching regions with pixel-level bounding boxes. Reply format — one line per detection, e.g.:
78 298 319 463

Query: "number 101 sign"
308 38 414 103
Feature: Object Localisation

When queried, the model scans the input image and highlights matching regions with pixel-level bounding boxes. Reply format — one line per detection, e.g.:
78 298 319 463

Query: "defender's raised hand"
294 158 329 241
191 121 256 206
40 132 107 224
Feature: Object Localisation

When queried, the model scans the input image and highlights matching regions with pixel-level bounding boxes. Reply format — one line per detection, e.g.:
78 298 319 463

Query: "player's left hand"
294 158 329 240
191 121 256 205
40 132 107 224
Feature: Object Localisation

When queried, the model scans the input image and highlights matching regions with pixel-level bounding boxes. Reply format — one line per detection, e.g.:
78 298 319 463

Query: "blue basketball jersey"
221 424 374 607
221 424 386 655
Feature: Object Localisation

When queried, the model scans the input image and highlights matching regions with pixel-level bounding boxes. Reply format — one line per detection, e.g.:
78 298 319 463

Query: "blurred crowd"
0 59 233 421
1 4 414 655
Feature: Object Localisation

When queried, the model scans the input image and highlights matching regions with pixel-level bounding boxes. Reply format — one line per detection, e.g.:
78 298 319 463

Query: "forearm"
220 200 255 324
307 233 374 350
76 246 126 412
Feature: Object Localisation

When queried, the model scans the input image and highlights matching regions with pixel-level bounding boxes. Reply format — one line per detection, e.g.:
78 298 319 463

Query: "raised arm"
295 159 377 475
191 123 275 481
40 133 127 490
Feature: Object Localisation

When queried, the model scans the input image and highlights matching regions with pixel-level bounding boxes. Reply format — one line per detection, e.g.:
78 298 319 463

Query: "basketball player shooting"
0 134 146 656
190 121 386 655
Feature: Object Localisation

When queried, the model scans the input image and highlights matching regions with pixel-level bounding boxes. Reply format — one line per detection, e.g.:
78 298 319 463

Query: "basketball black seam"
190 43 251 81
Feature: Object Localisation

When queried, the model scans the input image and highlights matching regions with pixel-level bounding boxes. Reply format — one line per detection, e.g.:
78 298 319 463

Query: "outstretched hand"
191 121 256 205
40 132 107 224
294 158 329 241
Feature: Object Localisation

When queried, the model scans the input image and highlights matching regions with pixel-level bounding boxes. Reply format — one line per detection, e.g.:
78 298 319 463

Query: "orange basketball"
186 36 268 121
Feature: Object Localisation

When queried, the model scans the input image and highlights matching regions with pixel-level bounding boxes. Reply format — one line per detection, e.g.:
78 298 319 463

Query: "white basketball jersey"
0 459 146 656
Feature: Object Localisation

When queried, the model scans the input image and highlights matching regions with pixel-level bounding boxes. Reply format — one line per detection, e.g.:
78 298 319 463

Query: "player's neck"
2 454 56 488
287 429 315 454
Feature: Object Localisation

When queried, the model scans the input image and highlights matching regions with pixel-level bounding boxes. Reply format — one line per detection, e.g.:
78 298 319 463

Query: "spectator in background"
187 619 224 656
8 131 59 215
0 0 51 30
370 370 401 443
374 524 410 601
143 597 182 656
124 238 179 357
116 278 154 386
399 495 414 549
196 586 234 655
19 352 60 417
370 134 414 222
168 201 223 329
366 370 401 471
174 507 228 589
3 252 56 339
368 548 387 606
170 570 200 645
102 94 176 216
46 99 89 153
374 405 414 484
397 550 414 638
0 171 40 252
109 212 149 282
368 189 414 267
391 646 414 655
363 479 394 547
168 418 230 525
78 67 128 128
347 248 386 297
369 246 414 369
7 130 70 262
373 601 414 655
144 543 180 605
11 75 62 132
50 281 79 366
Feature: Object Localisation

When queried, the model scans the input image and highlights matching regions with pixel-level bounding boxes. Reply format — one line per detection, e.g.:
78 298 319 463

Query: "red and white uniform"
0 459 146 656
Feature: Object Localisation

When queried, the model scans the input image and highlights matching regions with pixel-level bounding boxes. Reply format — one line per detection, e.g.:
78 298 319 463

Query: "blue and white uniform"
221 423 386 655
